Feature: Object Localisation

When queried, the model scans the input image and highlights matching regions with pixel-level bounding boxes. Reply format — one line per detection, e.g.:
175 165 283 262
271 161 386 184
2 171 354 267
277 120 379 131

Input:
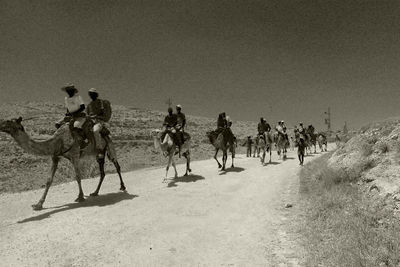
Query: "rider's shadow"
17 192 138 224
219 167 245 175
167 174 205 188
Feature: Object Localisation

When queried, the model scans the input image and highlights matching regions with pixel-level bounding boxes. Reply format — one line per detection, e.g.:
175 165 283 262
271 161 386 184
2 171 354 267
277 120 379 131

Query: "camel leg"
172 157 178 178
269 148 272 163
112 159 126 191
90 158 106 197
231 151 234 168
72 158 85 202
32 156 59 211
221 150 227 171
184 152 191 176
214 148 222 169
164 154 172 183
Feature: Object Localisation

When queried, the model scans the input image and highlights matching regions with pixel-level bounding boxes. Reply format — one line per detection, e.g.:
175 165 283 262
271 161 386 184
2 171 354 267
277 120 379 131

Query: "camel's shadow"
263 161 281 166
167 174 205 188
219 167 245 175
18 192 138 224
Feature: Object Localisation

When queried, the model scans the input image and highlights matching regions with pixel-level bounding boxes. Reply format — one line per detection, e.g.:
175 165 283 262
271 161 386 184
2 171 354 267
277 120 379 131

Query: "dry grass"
299 153 400 267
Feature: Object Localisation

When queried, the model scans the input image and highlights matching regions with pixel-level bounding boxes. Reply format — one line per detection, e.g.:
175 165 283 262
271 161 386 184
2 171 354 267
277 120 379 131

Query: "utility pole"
165 98 172 108
324 107 331 133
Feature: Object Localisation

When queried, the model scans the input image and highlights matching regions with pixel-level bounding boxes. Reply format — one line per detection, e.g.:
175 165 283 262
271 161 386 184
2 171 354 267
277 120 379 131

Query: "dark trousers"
247 146 252 157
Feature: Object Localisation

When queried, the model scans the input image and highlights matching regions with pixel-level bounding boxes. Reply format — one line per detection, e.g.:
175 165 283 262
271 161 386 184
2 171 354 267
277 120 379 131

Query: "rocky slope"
328 119 400 211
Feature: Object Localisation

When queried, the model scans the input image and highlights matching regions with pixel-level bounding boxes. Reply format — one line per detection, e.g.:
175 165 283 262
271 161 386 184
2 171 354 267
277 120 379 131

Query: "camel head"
150 129 162 138
0 117 25 135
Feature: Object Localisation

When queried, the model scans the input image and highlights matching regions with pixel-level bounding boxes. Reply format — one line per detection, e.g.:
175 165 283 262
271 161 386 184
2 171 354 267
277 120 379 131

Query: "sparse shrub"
361 142 374 157
376 141 390 154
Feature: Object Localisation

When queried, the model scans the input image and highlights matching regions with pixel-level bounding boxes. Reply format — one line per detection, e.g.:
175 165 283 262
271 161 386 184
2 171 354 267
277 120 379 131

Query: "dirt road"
0 150 324 266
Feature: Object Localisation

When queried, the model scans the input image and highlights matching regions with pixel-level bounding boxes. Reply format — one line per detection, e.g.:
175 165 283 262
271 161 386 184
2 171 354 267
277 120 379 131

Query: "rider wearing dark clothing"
175 105 186 156
217 112 227 129
161 107 178 142
258 118 271 141
242 136 253 157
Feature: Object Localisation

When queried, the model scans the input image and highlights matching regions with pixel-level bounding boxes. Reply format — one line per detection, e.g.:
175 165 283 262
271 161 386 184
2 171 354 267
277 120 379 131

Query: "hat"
61 83 78 93
88 88 98 94
176 104 182 109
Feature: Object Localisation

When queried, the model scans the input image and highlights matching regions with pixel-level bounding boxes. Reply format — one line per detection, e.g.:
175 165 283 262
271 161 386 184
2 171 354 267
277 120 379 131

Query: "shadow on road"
263 161 281 166
219 167 245 175
18 192 138 224
167 174 205 188
285 157 296 160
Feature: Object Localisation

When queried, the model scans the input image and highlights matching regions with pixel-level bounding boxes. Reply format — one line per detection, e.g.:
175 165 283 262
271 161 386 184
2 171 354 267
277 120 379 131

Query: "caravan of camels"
0 85 328 210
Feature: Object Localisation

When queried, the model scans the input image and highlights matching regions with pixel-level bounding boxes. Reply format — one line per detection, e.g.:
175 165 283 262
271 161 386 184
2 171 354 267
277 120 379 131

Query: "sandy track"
0 150 324 266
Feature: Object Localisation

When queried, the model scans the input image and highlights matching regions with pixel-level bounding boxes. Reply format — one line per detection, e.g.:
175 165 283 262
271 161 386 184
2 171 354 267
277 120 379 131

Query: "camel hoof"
218 165 222 169
75 196 85 203
32 203 43 211
184 173 188 176
120 185 126 191
188 168 192 173
90 192 99 197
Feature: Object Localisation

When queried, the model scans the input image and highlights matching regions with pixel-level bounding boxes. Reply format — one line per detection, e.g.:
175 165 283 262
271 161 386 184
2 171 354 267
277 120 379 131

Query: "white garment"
65 95 84 113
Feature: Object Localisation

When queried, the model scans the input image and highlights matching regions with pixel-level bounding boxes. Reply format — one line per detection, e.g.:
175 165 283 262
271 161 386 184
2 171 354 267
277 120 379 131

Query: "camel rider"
276 121 284 135
226 116 235 147
298 122 306 140
215 112 227 136
258 118 270 141
58 84 86 143
87 88 108 158
161 107 178 144
281 120 289 141
226 116 232 128
217 112 227 129
175 104 186 156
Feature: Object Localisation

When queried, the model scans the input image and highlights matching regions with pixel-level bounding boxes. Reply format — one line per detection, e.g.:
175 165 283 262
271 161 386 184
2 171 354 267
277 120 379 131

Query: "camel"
151 129 191 182
257 132 274 164
253 136 260 158
306 131 317 154
207 129 235 171
274 131 289 160
0 117 126 210
318 133 328 152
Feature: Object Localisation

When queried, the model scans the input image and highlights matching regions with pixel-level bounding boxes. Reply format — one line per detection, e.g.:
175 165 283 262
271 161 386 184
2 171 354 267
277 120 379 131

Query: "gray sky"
1 0 400 130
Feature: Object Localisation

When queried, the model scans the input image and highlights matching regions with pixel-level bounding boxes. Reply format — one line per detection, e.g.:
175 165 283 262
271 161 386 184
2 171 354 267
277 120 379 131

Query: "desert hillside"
298 120 400 266
0 102 257 193
328 119 400 211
